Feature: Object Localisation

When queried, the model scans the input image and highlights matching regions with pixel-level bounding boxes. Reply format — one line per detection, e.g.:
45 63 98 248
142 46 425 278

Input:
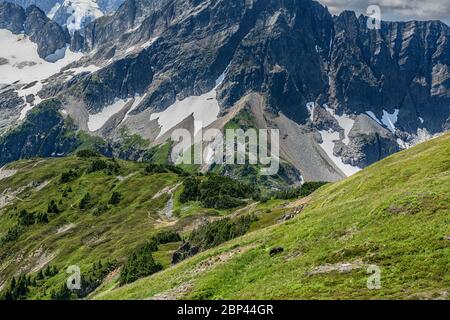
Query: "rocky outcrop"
0 88 24 135
24 5 70 59
328 12 450 134
171 242 199 265
0 99 78 166
218 0 334 123
5 0 60 15
0 2 70 59
338 115 400 167
7 0 125 29
68 50 154 112
75 0 171 51
0 2 25 33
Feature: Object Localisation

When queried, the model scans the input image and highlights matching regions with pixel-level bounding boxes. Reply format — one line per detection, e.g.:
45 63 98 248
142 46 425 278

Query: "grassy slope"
0 156 258 298
0 157 172 297
97 134 450 300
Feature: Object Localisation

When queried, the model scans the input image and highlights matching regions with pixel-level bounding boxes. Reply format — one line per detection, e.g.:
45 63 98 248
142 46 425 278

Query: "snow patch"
366 111 382 125
306 102 315 122
0 29 87 119
88 98 130 131
18 81 43 120
215 64 230 87
381 109 400 133
324 105 355 145
65 64 100 76
48 3 61 19
150 91 220 138
319 130 361 177
0 30 83 84
121 94 145 123
150 69 228 139
62 0 104 33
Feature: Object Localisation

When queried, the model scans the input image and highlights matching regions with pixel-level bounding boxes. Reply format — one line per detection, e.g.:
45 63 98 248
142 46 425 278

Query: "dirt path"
57 223 76 234
153 183 183 225
307 260 364 275
164 195 174 219
152 183 182 200
230 202 259 218
283 195 313 209
116 172 138 182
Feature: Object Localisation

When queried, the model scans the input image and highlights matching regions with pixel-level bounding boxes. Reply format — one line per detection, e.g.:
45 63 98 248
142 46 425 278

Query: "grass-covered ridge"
96 134 450 300
0 151 306 299
0 155 183 298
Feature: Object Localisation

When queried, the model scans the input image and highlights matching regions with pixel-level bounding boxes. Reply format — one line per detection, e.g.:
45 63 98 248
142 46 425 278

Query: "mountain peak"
0 0 448 182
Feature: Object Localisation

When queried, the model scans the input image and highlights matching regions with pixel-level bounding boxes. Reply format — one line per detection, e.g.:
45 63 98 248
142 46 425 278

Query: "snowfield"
0 29 85 119
381 109 400 133
324 105 355 145
88 98 131 131
150 70 227 139
319 130 361 177
366 111 382 125
306 102 315 122
61 0 104 33
365 109 400 134
150 90 220 138
0 29 83 84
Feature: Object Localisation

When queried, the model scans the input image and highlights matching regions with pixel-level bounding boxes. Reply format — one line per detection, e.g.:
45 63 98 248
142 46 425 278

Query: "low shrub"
79 193 91 210
188 214 256 250
76 149 100 158
273 182 328 200
119 243 162 285
47 200 60 214
152 230 181 245
60 169 79 183
87 159 120 175
179 175 256 209
109 191 122 205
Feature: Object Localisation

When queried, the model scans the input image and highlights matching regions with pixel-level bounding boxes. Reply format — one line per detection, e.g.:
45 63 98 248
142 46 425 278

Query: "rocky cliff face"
71 50 154 112
24 5 70 58
6 0 125 31
329 12 450 133
52 0 105 34
0 2 25 33
0 0 448 181
4 0 61 14
0 2 69 58
73 0 172 52
0 99 78 166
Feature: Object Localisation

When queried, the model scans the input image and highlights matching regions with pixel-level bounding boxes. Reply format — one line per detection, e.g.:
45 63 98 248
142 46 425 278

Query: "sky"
318 0 450 25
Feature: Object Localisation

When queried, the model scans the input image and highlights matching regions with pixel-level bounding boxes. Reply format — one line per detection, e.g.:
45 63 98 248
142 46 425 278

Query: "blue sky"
318 0 450 25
